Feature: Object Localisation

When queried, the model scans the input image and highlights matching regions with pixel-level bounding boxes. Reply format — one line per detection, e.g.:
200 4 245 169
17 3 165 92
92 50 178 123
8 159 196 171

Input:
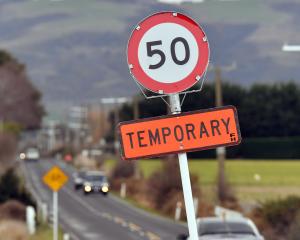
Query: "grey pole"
215 67 227 202
169 94 198 240
53 191 58 240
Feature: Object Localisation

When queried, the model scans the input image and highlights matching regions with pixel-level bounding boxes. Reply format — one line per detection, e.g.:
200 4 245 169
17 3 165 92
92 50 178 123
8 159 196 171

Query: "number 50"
146 37 190 70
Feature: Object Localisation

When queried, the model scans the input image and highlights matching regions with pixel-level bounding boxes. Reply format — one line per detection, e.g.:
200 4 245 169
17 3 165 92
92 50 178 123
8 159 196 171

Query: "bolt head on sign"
43 166 68 192
127 12 210 94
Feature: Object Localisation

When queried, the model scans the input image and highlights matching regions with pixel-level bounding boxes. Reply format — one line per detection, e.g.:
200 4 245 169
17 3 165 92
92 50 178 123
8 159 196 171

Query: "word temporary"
118 106 241 160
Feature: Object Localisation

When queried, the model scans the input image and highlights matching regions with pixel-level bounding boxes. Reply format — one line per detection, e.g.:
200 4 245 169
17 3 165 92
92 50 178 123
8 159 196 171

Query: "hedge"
188 137 300 159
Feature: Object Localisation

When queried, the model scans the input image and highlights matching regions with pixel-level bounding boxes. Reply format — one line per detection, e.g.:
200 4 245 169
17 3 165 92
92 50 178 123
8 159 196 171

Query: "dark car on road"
24 148 40 162
83 171 109 195
72 170 86 190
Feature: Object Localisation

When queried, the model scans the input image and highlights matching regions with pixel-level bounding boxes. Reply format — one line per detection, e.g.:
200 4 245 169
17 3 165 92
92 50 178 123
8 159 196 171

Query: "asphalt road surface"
22 159 187 240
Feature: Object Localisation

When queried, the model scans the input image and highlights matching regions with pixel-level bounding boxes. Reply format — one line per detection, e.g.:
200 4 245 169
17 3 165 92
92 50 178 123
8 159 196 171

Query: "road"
22 159 187 240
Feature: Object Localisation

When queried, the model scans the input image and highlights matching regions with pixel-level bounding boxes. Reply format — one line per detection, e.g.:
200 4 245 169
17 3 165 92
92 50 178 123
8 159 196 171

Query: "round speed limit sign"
127 12 210 94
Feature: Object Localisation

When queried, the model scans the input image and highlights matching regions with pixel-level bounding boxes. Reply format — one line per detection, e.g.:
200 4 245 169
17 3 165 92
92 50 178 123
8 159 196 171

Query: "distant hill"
0 0 300 118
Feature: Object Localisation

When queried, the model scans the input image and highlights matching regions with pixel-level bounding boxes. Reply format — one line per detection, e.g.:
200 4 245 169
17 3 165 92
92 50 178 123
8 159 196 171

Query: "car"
72 170 86 190
82 171 109 195
24 148 40 161
178 217 264 240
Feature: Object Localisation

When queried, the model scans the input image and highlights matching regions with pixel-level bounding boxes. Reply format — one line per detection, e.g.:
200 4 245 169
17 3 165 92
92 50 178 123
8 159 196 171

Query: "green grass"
30 225 64 240
104 159 163 178
189 160 300 186
111 191 170 219
138 160 163 178
105 158 300 202
106 159 300 186
104 158 118 172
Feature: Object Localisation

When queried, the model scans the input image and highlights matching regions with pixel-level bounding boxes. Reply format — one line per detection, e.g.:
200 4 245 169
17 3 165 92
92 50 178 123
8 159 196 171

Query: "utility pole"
48 121 56 152
100 98 129 156
215 66 227 202
133 95 139 121
114 101 120 156
99 101 105 144
0 118 3 132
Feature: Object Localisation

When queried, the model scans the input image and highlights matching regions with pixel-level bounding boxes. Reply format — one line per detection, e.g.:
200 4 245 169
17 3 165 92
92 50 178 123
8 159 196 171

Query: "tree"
114 82 300 138
0 133 16 172
0 168 34 206
0 50 44 130
240 82 300 137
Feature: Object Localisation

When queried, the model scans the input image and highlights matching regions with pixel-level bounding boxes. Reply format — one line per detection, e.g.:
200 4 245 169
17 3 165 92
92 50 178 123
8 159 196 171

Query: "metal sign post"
125 12 240 240
43 166 68 240
169 93 198 239
53 191 58 240
125 12 209 239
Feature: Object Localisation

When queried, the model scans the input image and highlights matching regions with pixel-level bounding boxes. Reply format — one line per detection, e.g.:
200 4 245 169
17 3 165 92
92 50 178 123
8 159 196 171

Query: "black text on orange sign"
118 106 241 160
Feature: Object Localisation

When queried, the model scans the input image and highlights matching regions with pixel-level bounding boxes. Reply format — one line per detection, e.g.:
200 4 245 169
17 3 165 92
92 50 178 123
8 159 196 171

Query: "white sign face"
138 23 199 84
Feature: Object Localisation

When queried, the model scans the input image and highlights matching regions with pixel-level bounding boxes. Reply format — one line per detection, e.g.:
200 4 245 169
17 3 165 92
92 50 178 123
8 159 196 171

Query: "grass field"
105 159 300 203
30 225 63 240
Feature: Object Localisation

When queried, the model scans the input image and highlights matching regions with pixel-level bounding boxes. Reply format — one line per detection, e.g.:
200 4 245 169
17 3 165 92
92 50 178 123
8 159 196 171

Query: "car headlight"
20 153 26 160
84 185 92 192
102 186 109 193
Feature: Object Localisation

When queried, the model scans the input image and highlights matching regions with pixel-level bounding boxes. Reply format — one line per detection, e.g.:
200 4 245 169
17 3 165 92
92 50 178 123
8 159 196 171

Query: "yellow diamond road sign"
43 166 68 192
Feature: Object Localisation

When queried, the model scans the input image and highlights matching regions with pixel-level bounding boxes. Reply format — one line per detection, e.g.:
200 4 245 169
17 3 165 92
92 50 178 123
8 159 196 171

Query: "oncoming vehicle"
178 217 264 240
83 171 109 195
72 170 86 190
24 148 40 161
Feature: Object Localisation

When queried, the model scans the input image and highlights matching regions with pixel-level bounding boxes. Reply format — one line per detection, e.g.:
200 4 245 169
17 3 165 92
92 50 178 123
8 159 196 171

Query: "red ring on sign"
127 12 210 94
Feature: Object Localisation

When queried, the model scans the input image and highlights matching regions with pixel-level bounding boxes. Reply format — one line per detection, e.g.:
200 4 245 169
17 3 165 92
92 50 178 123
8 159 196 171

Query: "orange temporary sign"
118 106 241 160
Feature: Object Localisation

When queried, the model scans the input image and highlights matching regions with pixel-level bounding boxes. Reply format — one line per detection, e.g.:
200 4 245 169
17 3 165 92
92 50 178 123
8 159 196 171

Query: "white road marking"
62 188 160 239
24 160 164 240
83 232 103 240
22 162 82 240
146 231 161 240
